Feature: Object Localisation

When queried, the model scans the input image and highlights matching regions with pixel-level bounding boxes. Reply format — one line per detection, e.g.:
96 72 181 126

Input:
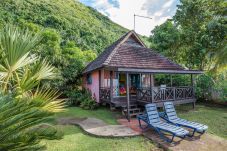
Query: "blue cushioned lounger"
162 102 208 136
137 104 189 143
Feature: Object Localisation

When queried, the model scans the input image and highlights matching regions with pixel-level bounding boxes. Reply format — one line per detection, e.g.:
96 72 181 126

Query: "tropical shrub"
196 73 227 102
65 88 83 106
66 88 97 110
0 25 65 150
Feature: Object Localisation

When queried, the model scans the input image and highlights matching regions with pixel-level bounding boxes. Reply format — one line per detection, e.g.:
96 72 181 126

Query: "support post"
170 74 173 87
150 74 152 102
139 73 142 88
126 73 130 122
110 71 113 101
110 71 114 109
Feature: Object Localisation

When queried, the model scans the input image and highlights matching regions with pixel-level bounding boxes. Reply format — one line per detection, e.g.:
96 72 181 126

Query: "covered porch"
99 68 202 120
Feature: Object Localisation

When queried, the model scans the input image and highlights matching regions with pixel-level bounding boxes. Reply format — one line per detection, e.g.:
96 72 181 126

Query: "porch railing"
100 87 111 102
136 86 195 103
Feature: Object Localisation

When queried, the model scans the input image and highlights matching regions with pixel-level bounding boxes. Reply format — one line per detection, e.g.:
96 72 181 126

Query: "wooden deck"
100 86 196 108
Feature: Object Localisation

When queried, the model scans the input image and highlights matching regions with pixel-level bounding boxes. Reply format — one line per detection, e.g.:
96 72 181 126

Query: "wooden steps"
122 104 143 118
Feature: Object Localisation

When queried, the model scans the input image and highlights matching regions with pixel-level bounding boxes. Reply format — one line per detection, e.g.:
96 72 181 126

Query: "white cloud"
80 0 179 36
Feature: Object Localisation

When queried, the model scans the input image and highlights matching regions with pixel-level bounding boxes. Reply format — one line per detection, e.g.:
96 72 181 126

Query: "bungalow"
83 30 202 120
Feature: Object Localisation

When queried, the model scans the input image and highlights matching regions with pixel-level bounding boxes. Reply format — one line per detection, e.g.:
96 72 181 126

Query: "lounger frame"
137 104 188 143
161 102 207 137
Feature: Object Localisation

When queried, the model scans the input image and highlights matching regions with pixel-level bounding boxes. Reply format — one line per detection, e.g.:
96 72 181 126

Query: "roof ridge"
103 31 132 65
104 30 146 65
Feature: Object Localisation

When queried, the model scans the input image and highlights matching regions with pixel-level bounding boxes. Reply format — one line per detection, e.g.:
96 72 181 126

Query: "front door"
130 74 140 95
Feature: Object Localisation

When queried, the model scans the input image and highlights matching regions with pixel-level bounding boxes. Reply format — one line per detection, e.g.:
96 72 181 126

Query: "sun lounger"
137 104 189 143
162 102 208 136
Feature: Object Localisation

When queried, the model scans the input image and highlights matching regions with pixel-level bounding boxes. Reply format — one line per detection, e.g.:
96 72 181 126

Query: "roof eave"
117 68 204 74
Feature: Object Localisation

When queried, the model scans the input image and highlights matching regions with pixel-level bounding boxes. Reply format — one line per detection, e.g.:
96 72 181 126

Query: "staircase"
122 104 143 118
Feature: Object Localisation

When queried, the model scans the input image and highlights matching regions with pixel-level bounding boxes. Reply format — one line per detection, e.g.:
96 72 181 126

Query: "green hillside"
0 0 133 91
0 0 127 53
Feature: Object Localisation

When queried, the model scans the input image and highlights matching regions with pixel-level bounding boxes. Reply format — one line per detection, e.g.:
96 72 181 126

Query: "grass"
42 107 159 151
54 107 120 124
175 103 227 139
42 103 227 150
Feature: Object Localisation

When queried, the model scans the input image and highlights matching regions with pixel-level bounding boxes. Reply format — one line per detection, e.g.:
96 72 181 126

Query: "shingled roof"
83 31 201 74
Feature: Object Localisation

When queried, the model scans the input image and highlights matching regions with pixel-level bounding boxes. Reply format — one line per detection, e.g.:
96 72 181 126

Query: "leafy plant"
0 25 65 150
0 93 63 151
65 88 83 106
66 88 97 110
196 73 227 102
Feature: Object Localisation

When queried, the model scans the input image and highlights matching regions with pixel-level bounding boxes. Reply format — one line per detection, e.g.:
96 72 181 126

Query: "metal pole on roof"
133 14 152 32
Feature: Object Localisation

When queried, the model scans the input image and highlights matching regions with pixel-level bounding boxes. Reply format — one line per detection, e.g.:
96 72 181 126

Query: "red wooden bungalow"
83 30 202 120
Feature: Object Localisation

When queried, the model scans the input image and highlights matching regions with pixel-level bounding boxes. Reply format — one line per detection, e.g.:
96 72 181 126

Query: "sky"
79 0 180 36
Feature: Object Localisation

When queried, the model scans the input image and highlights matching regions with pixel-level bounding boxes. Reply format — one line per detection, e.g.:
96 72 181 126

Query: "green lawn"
42 107 159 151
42 103 227 151
176 103 227 139
54 107 120 125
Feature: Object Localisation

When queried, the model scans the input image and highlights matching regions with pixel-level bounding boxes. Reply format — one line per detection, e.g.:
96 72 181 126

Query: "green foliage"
150 0 226 102
65 88 83 106
0 0 128 93
0 0 127 53
150 0 226 72
59 42 97 89
150 20 182 63
196 73 227 102
66 88 98 110
0 93 63 151
76 88 98 110
154 74 190 86
196 74 215 100
0 26 65 150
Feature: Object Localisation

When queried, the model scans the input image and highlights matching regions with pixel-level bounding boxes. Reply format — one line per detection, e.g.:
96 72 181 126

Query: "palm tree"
0 25 65 150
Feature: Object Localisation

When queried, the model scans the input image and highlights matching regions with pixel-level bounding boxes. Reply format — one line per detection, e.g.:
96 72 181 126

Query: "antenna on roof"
134 14 152 33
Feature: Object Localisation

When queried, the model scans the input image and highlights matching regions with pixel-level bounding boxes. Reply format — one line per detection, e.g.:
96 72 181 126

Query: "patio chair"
162 102 208 137
137 104 189 143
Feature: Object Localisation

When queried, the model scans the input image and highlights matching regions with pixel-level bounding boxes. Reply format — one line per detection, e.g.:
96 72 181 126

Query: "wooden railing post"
173 87 176 101
150 86 153 103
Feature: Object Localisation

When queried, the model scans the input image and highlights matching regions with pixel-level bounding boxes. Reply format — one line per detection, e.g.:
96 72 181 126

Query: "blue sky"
79 0 179 36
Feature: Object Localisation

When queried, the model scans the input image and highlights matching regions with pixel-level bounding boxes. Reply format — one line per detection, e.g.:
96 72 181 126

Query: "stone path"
118 118 227 151
57 117 140 137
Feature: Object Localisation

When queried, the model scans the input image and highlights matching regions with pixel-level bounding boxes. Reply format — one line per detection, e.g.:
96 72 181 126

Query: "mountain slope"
0 0 128 53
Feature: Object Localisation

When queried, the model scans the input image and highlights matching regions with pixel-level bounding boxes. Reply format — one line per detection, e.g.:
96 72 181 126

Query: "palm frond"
31 87 66 113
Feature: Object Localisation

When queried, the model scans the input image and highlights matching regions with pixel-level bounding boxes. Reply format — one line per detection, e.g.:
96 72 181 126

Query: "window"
86 73 92 84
